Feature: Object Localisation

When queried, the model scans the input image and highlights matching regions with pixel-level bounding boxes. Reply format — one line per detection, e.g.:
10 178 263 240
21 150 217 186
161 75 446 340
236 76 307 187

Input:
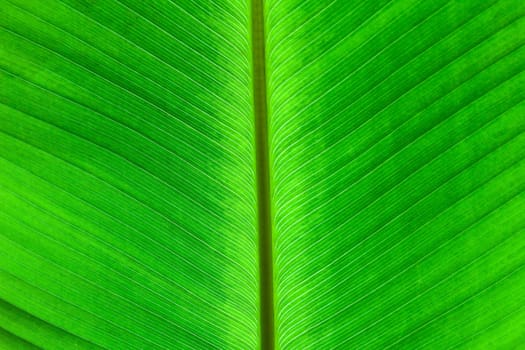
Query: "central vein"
250 0 274 349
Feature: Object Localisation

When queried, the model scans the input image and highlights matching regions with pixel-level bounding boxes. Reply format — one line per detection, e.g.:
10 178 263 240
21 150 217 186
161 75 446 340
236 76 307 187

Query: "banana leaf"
1 0 524 348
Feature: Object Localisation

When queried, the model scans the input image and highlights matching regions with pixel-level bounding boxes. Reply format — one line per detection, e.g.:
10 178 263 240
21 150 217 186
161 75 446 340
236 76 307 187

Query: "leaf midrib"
250 0 274 349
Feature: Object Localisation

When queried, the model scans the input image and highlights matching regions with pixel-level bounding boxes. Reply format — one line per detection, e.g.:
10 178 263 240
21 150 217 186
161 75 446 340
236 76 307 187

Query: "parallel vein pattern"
0 0 258 348
266 0 525 348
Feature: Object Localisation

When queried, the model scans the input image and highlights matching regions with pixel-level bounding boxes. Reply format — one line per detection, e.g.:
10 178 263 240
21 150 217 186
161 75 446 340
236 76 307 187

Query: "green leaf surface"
266 0 525 348
1 0 524 349
1 0 259 348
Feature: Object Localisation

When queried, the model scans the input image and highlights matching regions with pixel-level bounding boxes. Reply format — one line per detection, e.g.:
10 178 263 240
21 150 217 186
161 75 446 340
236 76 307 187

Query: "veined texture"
1 0 525 349
266 0 525 348
0 0 259 348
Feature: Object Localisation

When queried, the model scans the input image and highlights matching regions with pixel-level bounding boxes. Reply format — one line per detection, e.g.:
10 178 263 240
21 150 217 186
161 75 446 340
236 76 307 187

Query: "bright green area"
266 0 525 348
0 0 259 348
1 0 525 349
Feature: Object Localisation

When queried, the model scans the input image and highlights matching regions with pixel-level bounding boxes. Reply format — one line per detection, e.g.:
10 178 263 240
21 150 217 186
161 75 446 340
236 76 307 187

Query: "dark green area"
250 0 275 349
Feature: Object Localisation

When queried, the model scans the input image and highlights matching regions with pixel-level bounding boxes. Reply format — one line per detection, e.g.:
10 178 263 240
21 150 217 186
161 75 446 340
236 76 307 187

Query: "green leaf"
1 0 524 349
0 0 258 348
266 0 525 348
